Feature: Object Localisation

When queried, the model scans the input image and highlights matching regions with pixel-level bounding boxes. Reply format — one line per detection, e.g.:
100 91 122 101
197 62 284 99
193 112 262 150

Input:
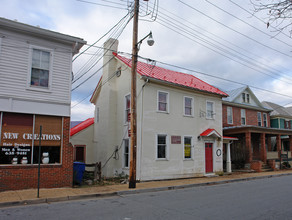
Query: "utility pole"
129 0 139 189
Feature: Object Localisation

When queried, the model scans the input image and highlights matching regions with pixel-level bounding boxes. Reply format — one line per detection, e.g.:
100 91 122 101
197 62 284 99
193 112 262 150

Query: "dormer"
223 86 268 110
241 92 250 104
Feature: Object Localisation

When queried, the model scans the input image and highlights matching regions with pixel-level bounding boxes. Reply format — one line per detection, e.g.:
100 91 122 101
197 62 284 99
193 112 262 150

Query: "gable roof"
113 53 227 97
200 128 221 138
262 101 292 117
70 118 94 136
222 85 269 110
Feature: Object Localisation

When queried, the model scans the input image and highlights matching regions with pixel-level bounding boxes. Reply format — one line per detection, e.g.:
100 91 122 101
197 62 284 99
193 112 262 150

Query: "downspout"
139 79 149 179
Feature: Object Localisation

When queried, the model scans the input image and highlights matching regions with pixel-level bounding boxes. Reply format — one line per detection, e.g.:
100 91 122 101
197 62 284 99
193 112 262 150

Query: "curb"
1 172 292 208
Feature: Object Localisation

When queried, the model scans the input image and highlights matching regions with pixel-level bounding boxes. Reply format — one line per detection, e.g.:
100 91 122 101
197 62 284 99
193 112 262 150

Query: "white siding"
0 29 72 116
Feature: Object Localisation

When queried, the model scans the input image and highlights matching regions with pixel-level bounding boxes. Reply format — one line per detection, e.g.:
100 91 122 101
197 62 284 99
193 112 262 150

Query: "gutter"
141 76 227 98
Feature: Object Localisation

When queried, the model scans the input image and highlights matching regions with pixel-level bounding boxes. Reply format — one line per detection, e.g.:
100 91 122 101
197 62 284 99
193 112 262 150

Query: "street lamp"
129 0 154 189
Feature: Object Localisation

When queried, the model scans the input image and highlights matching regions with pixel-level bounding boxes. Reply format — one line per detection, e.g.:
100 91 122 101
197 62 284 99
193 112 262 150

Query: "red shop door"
205 143 213 173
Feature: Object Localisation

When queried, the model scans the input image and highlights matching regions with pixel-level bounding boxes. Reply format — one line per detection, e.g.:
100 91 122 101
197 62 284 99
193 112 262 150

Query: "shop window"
0 113 62 165
33 146 61 164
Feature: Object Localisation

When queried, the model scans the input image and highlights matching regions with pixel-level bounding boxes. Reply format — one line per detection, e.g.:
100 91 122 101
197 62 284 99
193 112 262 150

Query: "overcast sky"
1 0 292 121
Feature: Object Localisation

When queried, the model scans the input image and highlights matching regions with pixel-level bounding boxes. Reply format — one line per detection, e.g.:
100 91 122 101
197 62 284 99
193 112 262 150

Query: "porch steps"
261 163 273 172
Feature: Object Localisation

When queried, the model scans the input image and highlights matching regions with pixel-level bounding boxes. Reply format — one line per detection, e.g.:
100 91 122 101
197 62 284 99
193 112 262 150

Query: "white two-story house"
90 39 228 180
0 18 86 191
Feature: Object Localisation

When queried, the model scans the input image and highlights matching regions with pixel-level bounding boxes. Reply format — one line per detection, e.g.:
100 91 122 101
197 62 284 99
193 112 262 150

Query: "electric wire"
72 11 134 89
205 0 292 48
73 11 131 62
76 0 128 10
73 11 132 84
150 15 292 85
140 1 292 75
229 0 292 39
177 0 292 58
138 1 292 84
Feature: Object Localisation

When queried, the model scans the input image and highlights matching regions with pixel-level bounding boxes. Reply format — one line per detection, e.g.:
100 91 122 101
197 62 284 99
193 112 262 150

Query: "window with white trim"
157 134 167 159
123 139 129 168
263 113 267 127
206 101 214 119
184 136 192 159
184 97 193 116
246 94 250 103
241 109 246 125
257 112 262 126
227 106 233 124
242 93 250 103
158 91 168 112
125 94 130 123
29 48 51 88
242 93 246 103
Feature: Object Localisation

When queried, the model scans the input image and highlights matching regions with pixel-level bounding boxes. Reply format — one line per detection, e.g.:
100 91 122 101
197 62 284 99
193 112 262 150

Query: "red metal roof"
70 118 94 136
200 128 221 137
113 53 228 97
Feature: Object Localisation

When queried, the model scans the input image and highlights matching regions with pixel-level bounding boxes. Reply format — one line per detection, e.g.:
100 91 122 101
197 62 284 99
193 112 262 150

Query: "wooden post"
245 132 252 163
129 0 139 189
260 133 267 163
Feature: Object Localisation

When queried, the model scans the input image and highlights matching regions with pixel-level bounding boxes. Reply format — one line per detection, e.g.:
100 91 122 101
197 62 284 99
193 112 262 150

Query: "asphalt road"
1 175 292 220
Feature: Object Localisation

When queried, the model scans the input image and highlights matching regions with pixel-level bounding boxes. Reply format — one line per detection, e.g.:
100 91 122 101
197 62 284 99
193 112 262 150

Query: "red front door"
205 143 213 173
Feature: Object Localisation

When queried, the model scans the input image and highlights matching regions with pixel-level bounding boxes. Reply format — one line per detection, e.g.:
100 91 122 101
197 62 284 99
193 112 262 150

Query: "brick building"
0 18 86 191
222 86 292 171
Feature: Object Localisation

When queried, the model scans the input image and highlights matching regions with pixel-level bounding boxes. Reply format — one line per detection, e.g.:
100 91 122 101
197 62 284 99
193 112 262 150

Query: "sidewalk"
1 170 292 208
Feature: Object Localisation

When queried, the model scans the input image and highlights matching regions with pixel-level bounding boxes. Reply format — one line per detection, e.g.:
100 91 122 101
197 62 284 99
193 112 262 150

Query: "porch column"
246 132 252 163
226 142 232 173
267 136 272 151
277 134 281 159
260 133 267 163
290 135 292 157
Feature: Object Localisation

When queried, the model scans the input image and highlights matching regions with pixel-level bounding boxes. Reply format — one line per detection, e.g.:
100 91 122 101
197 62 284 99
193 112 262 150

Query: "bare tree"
252 0 292 36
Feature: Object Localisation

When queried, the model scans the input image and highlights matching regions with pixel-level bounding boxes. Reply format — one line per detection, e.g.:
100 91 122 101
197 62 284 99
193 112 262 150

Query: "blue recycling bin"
73 162 85 185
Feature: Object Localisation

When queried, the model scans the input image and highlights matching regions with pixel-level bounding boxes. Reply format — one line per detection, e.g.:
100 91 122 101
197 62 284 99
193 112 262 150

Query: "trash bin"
73 162 85 185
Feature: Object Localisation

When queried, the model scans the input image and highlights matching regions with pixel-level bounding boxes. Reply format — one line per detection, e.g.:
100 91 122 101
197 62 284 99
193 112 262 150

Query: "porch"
223 126 292 170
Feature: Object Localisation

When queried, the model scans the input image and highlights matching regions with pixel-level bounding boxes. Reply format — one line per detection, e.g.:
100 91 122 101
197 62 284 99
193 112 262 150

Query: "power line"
72 10 134 87
72 48 292 110
138 2 292 84
229 0 292 40
72 12 132 84
76 0 128 10
205 0 292 48
177 0 292 58
73 11 131 62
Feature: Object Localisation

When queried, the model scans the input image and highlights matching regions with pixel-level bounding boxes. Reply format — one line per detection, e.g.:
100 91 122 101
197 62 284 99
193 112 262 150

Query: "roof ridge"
113 53 228 97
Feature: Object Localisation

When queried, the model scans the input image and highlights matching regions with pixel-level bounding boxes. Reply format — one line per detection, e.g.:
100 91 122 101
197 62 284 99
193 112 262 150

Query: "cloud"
2 0 292 121
71 100 95 121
